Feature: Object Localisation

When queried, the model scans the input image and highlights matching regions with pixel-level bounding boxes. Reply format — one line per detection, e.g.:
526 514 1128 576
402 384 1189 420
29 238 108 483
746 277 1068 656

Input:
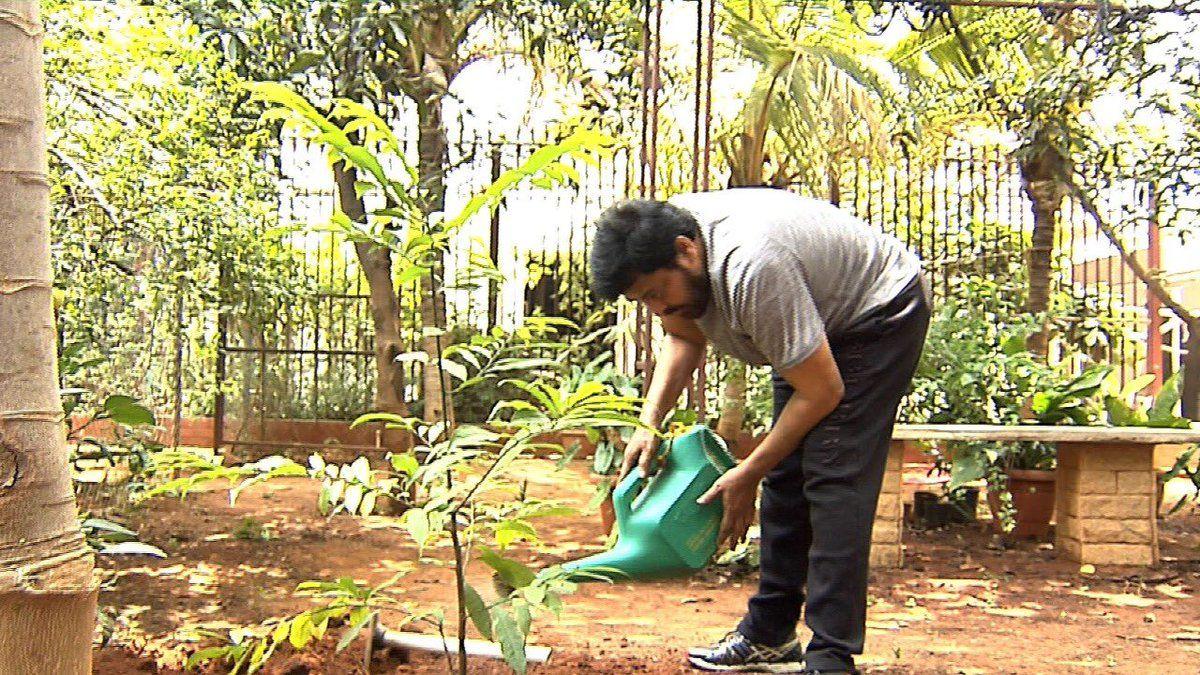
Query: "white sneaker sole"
687 655 806 673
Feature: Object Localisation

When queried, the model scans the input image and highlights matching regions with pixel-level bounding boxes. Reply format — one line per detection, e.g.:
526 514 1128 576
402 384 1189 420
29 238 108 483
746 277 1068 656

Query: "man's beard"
671 269 710 319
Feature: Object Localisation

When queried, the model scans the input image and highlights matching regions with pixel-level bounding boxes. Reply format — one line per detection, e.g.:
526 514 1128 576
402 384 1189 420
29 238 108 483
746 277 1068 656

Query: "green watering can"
562 425 737 582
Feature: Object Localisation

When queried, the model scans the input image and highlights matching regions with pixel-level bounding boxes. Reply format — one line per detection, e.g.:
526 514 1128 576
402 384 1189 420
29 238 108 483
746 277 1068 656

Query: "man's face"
622 236 710 320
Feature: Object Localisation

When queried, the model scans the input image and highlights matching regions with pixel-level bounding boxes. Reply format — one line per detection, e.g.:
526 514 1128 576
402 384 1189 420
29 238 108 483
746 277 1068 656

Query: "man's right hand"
618 427 662 483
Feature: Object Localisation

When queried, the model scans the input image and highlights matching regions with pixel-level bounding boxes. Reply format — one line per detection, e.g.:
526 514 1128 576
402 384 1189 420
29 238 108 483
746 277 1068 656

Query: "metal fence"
210 127 633 454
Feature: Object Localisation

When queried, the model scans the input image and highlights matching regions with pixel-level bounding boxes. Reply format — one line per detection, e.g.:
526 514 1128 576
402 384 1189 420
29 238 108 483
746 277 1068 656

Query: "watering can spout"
560 425 735 583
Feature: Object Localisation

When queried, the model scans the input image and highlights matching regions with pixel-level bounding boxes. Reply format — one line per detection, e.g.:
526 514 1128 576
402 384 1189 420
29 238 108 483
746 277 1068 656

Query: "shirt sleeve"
730 248 826 370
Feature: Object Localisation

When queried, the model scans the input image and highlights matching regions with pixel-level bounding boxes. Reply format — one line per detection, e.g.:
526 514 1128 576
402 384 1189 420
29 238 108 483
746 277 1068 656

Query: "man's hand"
617 427 662 483
696 464 761 549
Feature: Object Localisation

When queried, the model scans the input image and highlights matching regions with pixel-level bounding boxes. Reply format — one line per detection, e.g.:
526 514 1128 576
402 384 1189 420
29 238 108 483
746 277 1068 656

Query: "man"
588 188 930 674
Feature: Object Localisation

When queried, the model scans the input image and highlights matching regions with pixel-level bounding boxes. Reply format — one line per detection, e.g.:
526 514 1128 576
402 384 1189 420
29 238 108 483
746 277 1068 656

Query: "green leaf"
495 520 538 549
1104 396 1145 427
402 508 431 550
285 50 324 75
389 452 420 477
102 395 155 427
337 608 375 652
343 484 364 515
1120 373 1157 400
81 518 138 541
490 607 527 675
187 646 233 667
479 548 536 589
463 582 493 641
948 452 985 490
359 491 377 516
1147 370 1185 425
289 614 312 649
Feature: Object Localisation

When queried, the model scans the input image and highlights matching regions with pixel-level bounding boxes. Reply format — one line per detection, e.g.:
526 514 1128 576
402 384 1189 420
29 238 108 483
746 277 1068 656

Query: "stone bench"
870 424 1200 568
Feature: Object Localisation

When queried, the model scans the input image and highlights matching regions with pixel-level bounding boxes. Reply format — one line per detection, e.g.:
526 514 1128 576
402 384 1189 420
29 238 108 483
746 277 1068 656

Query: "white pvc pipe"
376 629 553 664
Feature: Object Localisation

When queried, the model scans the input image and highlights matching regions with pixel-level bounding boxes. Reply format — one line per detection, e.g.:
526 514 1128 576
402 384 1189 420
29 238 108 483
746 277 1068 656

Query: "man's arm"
698 339 843 547
618 314 707 481
739 338 843 479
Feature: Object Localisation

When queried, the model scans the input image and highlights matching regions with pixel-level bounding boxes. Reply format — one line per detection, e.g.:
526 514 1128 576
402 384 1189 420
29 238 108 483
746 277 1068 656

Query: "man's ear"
674 235 699 267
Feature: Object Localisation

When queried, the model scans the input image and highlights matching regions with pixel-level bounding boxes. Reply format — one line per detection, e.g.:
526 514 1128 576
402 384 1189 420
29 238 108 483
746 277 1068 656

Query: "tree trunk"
0 3 97 671
331 161 409 418
416 69 455 427
1182 320 1199 420
715 359 747 450
1020 141 1067 358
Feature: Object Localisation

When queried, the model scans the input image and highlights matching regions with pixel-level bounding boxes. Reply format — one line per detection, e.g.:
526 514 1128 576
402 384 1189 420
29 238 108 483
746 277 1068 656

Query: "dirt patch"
94 459 1200 674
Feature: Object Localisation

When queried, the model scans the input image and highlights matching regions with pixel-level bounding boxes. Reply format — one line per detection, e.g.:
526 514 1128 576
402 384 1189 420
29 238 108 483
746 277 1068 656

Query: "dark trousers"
737 275 930 671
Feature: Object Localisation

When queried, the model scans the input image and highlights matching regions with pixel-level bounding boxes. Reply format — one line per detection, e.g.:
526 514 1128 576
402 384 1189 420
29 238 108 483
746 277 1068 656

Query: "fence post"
488 145 502 331
171 279 185 449
1146 183 1164 392
213 264 228 453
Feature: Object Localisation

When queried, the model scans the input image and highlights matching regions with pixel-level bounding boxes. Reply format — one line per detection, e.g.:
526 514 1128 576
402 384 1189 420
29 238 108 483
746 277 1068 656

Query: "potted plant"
945 364 1112 538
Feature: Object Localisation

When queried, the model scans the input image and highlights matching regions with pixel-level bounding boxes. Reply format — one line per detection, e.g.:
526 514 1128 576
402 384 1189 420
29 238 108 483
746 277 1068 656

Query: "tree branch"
1064 176 1198 326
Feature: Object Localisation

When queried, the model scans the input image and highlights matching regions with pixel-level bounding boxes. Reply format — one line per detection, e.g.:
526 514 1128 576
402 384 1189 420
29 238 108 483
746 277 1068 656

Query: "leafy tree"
177 0 641 424
43 0 300 414
718 0 905 196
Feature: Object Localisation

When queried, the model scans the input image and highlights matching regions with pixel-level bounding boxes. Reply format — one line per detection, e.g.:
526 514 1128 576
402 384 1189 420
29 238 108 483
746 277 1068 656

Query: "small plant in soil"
144 85 637 675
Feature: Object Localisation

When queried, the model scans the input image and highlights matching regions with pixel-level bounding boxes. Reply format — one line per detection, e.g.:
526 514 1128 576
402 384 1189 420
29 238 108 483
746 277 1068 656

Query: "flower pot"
987 469 1056 539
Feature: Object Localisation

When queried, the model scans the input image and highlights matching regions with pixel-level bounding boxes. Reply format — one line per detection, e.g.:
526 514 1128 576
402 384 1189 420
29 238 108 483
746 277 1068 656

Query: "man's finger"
696 484 720 505
617 453 635 483
637 447 656 477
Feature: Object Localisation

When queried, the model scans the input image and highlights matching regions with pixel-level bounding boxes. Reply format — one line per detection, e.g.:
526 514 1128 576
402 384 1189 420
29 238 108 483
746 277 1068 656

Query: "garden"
3 0 1200 673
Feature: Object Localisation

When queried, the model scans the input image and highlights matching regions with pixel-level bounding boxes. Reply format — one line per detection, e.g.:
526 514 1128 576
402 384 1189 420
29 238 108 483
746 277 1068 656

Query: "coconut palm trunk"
0 2 97 672
1020 140 1068 358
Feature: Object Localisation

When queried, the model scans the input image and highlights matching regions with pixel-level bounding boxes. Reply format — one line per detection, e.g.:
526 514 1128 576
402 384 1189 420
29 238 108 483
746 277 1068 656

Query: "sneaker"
687 630 804 672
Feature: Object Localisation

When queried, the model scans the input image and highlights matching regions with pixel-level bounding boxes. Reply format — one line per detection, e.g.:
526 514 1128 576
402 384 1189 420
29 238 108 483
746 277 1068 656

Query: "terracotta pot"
987 469 1056 539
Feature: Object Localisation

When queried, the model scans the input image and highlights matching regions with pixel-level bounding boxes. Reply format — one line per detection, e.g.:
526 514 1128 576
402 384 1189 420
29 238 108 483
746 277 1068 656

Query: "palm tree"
888 6 1091 357
718 0 901 198
0 1 96 671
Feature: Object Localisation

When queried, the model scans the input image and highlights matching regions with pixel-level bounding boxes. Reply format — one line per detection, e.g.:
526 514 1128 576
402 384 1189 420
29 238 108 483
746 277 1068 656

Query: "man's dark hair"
589 199 699 301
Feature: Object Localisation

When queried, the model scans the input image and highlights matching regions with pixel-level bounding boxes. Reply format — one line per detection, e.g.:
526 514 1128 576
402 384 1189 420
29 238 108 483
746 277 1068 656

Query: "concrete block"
871 520 901 544
1080 447 1153 472
1057 514 1079 539
1077 470 1118 494
1057 451 1081 470
879 469 901 494
1116 470 1154 494
1057 469 1080 495
1079 543 1155 566
1078 495 1153 520
1056 536 1082 561
1080 518 1154 544
875 494 901 519
869 544 902 568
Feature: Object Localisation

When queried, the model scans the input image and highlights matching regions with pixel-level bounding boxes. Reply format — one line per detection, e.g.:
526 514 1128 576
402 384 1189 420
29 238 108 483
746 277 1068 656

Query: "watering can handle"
612 469 645 525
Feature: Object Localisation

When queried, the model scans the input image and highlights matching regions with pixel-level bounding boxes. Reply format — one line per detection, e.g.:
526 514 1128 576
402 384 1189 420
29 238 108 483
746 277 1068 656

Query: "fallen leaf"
1071 590 1155 608
984 607 1038 618
1154 584 1191 599
865 620 902 631
1168 633 1200 641
927 578 994 590
1079 564 1096 575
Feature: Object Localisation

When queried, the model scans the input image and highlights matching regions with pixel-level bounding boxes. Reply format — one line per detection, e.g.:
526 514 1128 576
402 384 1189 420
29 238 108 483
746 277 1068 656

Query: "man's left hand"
696 464 762 549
